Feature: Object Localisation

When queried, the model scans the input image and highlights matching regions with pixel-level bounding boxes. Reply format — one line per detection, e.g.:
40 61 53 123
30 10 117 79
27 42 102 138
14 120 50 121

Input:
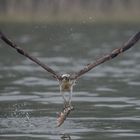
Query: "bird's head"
61 74 70 81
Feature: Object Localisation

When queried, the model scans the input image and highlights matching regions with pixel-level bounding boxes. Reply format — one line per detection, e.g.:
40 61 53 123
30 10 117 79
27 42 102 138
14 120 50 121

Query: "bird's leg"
67 87 74 109
62 93 68 107
68 90 72 106
62 92 73 108
68 81 75 108
59 80 75 108
60 91 69 108
60 84 68 108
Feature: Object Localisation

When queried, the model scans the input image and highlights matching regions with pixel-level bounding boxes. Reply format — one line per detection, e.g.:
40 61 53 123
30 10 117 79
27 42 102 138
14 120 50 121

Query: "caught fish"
57 105 74 127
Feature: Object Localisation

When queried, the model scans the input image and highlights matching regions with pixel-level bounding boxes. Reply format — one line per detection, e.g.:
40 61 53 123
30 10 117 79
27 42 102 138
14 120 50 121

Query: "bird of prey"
0 31 140 106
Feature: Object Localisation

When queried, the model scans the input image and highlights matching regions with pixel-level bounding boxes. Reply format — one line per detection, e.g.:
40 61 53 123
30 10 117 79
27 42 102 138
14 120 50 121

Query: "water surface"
0 22 140 140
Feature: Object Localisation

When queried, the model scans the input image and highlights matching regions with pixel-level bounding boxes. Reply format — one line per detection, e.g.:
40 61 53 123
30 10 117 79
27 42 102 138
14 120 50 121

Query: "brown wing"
72 31 140 79
0 31 61 80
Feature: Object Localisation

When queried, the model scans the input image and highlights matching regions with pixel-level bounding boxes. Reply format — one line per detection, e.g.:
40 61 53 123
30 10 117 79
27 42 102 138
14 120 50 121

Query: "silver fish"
57 105 74 127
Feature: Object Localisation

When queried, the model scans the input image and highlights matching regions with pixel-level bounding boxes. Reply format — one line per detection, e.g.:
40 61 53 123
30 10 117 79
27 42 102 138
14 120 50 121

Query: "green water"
0 22 140 140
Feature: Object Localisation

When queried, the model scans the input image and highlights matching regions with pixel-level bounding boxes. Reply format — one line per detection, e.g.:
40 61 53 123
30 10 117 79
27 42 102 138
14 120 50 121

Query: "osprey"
0 31 140 106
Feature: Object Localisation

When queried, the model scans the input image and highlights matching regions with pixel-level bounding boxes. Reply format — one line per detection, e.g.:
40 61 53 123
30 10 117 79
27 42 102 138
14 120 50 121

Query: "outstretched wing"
0 31 61 80
72 31 140 79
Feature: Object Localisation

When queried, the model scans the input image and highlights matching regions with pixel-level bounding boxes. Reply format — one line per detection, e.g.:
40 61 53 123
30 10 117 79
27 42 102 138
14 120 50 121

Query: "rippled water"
0 23 140 140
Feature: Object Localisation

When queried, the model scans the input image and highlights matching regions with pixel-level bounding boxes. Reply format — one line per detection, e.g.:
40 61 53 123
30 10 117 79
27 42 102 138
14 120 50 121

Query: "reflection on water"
0 23 140 140
61 134 71 140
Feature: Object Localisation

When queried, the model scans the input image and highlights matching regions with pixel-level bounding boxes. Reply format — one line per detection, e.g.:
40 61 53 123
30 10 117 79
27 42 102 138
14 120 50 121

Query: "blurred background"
0 0 140 23
0 1 140 140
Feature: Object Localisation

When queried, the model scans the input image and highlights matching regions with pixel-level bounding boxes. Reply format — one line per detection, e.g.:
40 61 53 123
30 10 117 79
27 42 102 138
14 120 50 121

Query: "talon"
63 102 68 109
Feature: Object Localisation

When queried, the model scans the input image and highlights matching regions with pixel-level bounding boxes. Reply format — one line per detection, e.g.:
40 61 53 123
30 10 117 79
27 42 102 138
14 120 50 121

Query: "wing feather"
72 31 140 79
0 31 61 80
